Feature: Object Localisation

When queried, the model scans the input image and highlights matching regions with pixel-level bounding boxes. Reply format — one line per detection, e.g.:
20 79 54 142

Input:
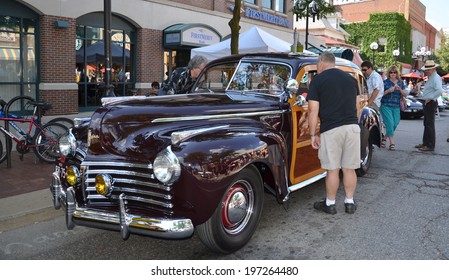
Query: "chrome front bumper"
50 171 194 239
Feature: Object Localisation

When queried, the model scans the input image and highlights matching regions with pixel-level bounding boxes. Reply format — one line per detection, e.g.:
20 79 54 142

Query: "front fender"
170 126 286 225
359 106 382 147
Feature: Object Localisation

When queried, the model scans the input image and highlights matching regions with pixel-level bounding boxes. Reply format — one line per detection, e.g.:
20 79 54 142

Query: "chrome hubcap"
221 181 254 234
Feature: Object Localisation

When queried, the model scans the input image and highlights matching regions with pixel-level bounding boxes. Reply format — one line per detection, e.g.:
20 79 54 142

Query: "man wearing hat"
415 60 443 152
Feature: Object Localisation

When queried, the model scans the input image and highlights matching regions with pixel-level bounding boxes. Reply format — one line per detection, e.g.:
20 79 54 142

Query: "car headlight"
153 146 181 184
59 130 77 156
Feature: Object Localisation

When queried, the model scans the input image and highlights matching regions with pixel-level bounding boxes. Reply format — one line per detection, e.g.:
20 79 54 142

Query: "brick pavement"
0 150 55 199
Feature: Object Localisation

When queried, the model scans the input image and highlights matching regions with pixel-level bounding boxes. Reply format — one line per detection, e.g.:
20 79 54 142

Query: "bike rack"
3 96 36 168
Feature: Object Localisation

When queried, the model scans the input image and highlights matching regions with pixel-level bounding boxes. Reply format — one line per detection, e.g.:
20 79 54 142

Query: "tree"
291 0 336 21
435 32 449 73
228 0 242 55
343 13 412 69
291 0 337 49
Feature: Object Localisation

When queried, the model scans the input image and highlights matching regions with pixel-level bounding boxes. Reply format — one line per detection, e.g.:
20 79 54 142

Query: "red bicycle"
0 98 68 163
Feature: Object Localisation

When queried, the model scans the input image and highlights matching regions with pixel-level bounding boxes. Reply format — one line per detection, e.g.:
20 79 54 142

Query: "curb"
0 189 54 222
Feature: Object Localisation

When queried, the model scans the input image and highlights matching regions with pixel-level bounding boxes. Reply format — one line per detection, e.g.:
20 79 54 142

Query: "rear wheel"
196 165 264 254
47 117 74 130
33 122 67 163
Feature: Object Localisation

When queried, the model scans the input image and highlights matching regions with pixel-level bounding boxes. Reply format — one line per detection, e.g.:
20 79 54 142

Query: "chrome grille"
81 161 173 212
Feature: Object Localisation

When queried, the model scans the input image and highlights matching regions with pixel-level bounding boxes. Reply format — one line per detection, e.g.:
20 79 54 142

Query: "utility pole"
103 0 115 97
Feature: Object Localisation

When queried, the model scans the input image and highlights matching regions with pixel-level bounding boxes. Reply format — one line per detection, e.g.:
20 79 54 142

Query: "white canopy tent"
191 26 294 61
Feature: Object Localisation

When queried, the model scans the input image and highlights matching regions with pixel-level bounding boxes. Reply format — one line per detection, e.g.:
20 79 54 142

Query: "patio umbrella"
76 41 130 64
401 72 422 79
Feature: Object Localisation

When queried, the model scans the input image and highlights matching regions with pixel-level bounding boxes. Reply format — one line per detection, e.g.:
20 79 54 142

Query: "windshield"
227 62 291 95
193 62 239 93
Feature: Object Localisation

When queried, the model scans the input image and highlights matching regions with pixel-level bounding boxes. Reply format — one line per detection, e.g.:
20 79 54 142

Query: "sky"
420 0 448 30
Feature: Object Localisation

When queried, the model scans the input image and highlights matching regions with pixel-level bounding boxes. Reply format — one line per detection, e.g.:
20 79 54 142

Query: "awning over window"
0 48 35 60
163 23 222 49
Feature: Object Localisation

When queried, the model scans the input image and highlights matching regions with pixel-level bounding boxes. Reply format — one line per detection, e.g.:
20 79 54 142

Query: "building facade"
335 0 438 52
0 0 294 114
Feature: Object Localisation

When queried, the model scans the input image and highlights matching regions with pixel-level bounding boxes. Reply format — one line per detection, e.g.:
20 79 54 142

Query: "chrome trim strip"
85 178 171 191
72 207 194 239
152 110 286 123
86 194 174 208
82 161 153 169
86 185 172 200
171 125 230 144
85 169 153 179
288 171 327 193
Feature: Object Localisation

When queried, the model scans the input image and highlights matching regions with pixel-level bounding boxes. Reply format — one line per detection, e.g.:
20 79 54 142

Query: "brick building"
335 0 438 52
0 0 294 114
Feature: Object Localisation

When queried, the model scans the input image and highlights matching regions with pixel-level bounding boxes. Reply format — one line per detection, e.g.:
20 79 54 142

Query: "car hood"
86 93 284 160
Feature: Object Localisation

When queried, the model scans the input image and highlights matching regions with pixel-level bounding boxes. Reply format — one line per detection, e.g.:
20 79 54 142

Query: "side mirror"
285 78 299 98
294 95 306 106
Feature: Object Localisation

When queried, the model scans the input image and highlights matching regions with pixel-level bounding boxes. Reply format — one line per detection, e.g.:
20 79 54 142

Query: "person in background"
381 65 407 151
361 61 384 112
161 55 208 95
415 60 443 152
308 52 360 215
148 81 160 96
361 60 386 147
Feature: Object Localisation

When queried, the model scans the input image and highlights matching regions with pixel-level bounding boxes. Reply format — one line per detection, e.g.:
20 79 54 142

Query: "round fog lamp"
95 174 113 196
66 166 80 186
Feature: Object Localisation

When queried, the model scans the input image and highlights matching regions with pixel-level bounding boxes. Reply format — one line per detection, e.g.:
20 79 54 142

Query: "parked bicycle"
0 97 70 163
2 96 74 130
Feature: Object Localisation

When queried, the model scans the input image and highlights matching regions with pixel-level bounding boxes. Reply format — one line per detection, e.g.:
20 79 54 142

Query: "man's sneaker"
415 144 424 148
344 202 357 214
313 199 337 214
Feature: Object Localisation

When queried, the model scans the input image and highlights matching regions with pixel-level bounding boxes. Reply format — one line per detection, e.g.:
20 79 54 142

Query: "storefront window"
275 0 285 13
244 0 257 5
0 15 37 112
262 0 272 9
76 13 135 109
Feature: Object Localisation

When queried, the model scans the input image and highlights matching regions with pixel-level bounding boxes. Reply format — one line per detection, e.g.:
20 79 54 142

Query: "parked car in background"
437 96 446 112
401 95 424 119
50 53 382 253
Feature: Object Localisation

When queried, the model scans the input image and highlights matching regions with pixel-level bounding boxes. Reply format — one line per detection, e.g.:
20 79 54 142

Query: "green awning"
163 23 222 49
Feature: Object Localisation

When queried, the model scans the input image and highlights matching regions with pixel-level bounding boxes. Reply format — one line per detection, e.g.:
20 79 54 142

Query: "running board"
288 171 327 193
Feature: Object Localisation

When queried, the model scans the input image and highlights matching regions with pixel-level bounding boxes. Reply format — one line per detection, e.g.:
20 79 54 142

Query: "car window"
227 62 291 94
298 70 317 100
193 62 239 93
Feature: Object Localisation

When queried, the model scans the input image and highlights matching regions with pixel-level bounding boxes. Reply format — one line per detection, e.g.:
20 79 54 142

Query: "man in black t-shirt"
307 52 361 215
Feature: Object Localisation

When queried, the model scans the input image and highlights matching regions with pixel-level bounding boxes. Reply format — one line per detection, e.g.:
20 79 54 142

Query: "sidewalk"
0 112 93 222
